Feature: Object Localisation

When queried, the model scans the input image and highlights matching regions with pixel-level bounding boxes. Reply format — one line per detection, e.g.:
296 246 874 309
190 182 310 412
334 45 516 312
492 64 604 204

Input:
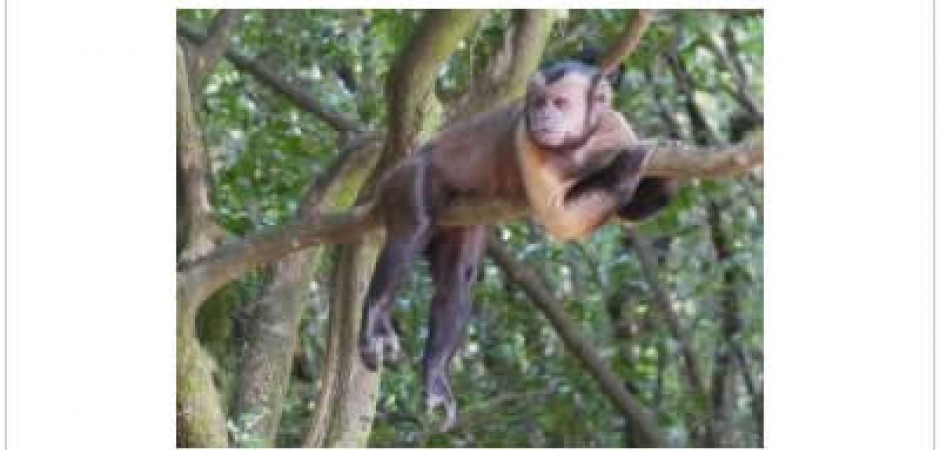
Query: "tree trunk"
303 11 490 446
303 235 384 447
229 253 316 447
177 314 228 447
230 136 382 447
176 39 229 448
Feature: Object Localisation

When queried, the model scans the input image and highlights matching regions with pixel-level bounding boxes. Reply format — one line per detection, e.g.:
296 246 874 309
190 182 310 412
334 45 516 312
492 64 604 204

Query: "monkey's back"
426 102 526 198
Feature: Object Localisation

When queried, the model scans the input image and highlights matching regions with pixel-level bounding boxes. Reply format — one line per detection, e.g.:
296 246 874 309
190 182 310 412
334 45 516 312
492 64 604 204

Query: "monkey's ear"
593 81 613 104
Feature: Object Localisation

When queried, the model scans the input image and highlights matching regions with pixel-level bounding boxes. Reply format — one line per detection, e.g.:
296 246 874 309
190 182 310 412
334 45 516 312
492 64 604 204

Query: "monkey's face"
525 72 611 149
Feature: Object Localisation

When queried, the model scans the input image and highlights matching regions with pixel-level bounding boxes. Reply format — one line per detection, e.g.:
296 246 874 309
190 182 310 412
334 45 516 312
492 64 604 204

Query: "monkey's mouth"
532 129 566 145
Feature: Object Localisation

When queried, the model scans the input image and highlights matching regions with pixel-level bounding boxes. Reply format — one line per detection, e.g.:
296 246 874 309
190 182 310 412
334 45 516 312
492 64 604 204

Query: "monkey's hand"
426 373 458 432
565 146 649 204
618 177 677 221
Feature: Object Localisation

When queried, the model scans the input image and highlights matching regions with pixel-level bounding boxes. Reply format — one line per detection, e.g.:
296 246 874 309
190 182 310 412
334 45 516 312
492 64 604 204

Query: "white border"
4 2 934 449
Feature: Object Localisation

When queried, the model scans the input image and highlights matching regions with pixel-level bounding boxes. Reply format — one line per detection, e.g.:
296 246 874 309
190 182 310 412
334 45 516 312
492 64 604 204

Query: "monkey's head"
524 61 613 151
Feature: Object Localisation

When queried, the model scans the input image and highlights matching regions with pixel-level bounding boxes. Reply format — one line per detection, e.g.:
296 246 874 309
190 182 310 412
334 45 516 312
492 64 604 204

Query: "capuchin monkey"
359 60 675 431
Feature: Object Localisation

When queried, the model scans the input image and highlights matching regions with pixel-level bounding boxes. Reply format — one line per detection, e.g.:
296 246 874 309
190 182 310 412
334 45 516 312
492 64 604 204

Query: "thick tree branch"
487 237 664 448
305 13 489 444
177 42 230 263
301 142 386 448
176 137 762 311
600 10 654 74
185 10 246 86
448 10 554 119
230 133 382 446
384 10 486 160
177 203 380 314
177 11 488 322
642 137 762 178
177 22 364 134
176 41 229 447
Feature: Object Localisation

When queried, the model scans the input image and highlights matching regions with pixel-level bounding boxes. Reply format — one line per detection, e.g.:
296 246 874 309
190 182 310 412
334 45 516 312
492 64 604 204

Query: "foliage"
178 9 762 447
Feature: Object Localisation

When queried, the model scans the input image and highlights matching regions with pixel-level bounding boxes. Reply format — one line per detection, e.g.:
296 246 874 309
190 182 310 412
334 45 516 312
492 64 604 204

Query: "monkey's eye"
533 97 548 108
553 97 569 109
594 93 607 103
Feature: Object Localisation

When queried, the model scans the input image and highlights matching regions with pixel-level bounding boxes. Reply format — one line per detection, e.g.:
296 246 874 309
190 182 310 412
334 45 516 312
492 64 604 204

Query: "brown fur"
360 61 666 432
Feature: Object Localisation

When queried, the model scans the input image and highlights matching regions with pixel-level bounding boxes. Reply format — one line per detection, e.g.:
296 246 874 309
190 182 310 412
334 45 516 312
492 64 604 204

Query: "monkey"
358 60 674 431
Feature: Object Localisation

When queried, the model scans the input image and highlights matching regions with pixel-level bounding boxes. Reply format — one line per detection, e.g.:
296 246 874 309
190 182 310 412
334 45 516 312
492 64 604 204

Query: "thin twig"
600 10 655 74
623 228 709 402
487 237 665 447
178 22 364 134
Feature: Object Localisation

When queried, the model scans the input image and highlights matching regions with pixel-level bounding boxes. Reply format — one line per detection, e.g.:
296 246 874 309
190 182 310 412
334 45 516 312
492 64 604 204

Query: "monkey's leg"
359 165 434 371
423 225 486 432
617 177 677 221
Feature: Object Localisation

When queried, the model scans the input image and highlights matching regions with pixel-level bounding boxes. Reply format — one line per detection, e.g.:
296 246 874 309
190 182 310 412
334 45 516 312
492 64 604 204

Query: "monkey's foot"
425 375 457 432
359 307 403 371
358 331 402 371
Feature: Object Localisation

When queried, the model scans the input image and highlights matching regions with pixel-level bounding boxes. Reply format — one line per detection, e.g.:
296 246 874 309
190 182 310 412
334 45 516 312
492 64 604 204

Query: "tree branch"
177 42 230 263
722 26 763 123
664 27 720 146
301 152 386 448
304 13 489 444
623 228 710 409
229 133 383 446
185 10 246 86
642 137 762 178
176 41 229 447
176 137 763 311
177 22 364 134
600 10 654 74
487 237 665 448
384 10 486 160
448 10 554 119
644 65 685 140
700 31 763 122
706 201 763 446
177 203 380 315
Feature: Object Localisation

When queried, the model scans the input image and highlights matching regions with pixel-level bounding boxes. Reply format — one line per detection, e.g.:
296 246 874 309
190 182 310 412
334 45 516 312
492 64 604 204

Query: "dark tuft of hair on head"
540 60 600 84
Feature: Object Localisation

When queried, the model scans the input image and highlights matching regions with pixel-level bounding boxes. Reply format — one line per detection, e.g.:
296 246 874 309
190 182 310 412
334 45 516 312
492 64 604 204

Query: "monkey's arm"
519 146 649 241
517 109 648 240
542 189 620 240
562 111 639 179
